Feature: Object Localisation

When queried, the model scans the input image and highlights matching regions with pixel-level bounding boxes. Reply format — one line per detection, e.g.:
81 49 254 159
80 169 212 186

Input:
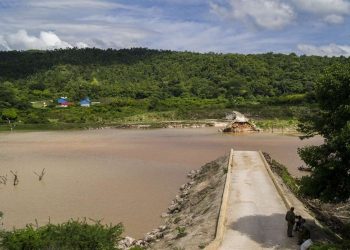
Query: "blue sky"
0 0 349 55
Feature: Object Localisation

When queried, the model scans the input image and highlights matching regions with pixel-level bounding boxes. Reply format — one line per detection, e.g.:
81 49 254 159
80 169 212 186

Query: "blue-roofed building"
80 97 91 107
57 97 72 107
57 97 68 104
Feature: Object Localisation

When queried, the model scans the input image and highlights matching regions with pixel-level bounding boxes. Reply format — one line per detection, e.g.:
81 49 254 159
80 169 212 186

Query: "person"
285 207 296 237
294 216 303 232
298 222 311 245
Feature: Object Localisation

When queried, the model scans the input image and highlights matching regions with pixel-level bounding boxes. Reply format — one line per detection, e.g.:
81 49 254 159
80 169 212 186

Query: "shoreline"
0 119 300 136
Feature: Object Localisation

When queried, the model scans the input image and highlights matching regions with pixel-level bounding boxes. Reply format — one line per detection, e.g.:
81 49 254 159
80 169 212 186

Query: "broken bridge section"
219 151 297 250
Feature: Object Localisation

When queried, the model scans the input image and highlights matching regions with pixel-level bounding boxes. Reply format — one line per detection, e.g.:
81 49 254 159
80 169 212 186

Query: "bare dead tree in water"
10 171 19 186
0 211 3 228
0 174 8 185
34 168 46 181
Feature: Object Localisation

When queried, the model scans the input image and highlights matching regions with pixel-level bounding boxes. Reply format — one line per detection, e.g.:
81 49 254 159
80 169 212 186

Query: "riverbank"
0 120 220 132
0 118 299 135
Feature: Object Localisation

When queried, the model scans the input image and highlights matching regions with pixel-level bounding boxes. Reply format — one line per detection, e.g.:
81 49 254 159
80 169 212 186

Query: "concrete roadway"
220 151 297 250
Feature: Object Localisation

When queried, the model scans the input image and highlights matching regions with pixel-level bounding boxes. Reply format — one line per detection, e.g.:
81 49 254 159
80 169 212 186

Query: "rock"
175 196 184 204
144 233 157 242
124 236 136 246
187 169 201 179
159 225 168 231
180 184 187 190
180 190 189 197
117 236 136 249
155 232 164 239
187 170 197 178
151 228 160 234
135 240 148 247
161 212 169 218
168 203 181 213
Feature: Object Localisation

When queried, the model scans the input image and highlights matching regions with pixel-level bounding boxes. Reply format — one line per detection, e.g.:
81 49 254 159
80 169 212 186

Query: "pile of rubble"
222 111 259 133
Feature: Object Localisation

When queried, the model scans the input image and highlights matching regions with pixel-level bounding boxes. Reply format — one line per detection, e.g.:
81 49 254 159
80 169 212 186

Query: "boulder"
168 203 181 213
117 236 136 249
135 240 148 247
144 233 157 242
159 225 168 231
161 212 169 218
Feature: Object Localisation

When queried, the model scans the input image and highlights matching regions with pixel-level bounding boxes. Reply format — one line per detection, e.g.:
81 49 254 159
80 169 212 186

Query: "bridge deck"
220 151 297 250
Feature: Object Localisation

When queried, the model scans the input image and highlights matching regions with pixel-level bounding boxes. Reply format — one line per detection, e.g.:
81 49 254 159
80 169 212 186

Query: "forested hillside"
0 48 348 126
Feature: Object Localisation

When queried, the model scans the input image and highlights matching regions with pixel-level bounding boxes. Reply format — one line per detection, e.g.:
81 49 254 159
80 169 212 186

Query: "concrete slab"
219 151 297 250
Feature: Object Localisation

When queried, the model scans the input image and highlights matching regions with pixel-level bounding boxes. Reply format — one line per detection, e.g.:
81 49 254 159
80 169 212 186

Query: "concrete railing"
205 148 234 250
258 150 292 209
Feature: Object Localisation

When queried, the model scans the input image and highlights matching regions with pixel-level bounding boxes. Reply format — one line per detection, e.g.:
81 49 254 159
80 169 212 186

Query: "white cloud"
0 0 349 54
39 31 72 48
324 14 344 24
292 0 350 25
76 42 89 48
210 0 295 29
1 30 76 50
298 43 350 56
0 36 11 50
292 0 350 15
27 0 126 10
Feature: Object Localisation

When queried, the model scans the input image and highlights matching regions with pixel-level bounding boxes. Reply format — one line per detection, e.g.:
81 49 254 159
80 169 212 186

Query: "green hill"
0 48 348 127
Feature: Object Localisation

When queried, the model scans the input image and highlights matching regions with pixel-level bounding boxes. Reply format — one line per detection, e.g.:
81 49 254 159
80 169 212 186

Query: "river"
0 128 322 238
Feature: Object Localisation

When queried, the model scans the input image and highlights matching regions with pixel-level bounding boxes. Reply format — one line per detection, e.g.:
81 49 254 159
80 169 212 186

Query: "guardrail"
258 150 292 209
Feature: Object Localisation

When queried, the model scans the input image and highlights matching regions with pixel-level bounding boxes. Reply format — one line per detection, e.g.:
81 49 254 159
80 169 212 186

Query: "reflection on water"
0 128 322 238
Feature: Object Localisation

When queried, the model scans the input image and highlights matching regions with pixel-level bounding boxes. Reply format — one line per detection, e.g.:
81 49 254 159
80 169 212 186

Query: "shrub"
0 219 123 250
175 227 187 239
310 241 350 250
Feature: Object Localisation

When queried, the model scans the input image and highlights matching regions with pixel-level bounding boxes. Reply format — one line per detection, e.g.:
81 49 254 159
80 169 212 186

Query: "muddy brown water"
0 128 322 238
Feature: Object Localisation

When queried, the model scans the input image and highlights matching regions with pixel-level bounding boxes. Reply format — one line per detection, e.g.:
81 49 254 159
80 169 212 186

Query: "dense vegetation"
0 219 125 250
298 63 350 202
1 48 349 127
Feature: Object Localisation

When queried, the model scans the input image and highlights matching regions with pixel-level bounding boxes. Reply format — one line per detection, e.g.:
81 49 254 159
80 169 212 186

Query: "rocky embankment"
118 155 228 249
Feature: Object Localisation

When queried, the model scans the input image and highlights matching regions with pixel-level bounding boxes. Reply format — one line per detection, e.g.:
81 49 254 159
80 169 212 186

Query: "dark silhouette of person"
298 222 311 245
294 215 303 232
285 207 296 237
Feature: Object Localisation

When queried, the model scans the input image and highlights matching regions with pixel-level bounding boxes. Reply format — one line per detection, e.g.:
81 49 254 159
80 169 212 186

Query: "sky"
0 0 349 55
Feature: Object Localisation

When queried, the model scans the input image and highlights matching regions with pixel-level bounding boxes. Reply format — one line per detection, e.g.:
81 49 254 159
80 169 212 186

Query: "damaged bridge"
207 150 297 250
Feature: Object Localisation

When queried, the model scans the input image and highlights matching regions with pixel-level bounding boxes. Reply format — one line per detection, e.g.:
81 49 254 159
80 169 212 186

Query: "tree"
1 108 18 131
298 63 350 202
0 82 17 108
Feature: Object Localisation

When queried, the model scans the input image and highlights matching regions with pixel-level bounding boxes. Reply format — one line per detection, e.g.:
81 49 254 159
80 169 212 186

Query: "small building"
30 100 48 108
80 97 91 107
57 97 73 108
